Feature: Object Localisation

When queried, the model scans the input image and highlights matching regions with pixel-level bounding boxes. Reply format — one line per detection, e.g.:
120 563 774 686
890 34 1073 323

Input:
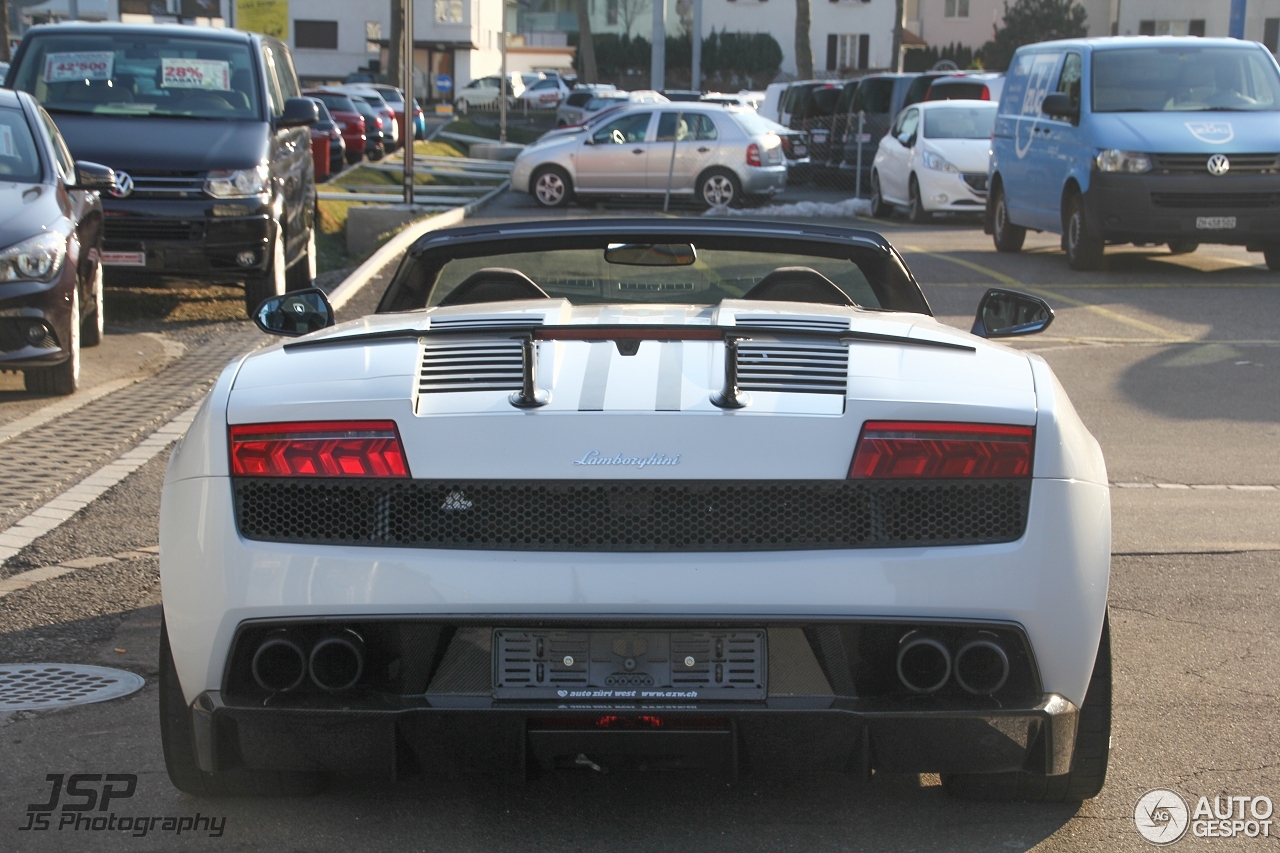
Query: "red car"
305 90 366 165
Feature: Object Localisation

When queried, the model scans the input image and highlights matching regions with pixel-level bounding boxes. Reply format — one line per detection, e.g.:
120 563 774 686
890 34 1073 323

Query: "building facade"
905 0 1115 52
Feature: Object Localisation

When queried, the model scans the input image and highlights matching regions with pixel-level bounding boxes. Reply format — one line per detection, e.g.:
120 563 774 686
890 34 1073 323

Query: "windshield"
10 32 261 119
1093 46 1280 112
411 247 890 309
923 105 997 138
0 107 43 182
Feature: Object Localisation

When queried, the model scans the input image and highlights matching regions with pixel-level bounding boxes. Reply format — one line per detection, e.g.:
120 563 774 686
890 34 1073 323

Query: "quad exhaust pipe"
249 629 366 693
895 633 1010 695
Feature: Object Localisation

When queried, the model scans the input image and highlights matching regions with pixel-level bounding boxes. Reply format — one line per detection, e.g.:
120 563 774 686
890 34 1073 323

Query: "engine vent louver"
418 340 525 394
427 315 545 331
736 341 849 395
733 315 851 334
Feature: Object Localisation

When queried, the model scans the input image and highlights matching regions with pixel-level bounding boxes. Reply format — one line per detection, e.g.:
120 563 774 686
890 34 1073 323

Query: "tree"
618 0 650 39
576 0 599 83
387 0 403 88
1 0 10 63
984 0 1087 71
794 0 813 79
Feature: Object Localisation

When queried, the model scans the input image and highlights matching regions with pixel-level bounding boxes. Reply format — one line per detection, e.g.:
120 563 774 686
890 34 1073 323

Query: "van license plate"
1196 216 1236 230
101 251 146 266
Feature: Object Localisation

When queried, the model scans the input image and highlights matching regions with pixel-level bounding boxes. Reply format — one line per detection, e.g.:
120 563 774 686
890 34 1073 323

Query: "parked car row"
456 71 573 111
3 20 322 395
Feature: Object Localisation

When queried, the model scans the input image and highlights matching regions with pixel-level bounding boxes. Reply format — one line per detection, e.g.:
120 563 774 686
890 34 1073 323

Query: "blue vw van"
986 37 1280 270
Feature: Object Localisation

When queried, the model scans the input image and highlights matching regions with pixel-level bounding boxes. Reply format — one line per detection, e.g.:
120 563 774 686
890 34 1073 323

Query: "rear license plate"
101 251 146 267
1196 216 1236 230
492 629 767 702
811 131 828 143
855 133 872 143
793 145 808 156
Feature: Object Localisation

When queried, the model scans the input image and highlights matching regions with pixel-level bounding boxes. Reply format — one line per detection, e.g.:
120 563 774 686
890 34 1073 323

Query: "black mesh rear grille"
233 478 1031 551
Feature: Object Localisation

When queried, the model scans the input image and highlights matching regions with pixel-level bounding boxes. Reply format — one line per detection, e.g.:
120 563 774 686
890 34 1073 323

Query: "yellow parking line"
900 246 1190 341
923 281 1280 289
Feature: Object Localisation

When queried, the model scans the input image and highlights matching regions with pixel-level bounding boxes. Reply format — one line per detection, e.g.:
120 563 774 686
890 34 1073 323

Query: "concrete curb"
328 180 509 312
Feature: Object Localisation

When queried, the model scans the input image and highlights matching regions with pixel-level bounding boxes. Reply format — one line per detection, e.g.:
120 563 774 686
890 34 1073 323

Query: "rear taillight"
746 142 762 167
229 421 409 478
849 421 1033 479
981 85 991 100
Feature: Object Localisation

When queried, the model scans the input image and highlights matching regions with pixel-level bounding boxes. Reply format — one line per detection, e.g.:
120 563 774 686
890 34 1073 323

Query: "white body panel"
161 299 1110 713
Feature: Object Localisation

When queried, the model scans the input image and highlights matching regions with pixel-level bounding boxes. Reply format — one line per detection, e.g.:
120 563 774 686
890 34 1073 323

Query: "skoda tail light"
746 143 762 167
849 421 1033 479
230 421 409 478
980 85 991 100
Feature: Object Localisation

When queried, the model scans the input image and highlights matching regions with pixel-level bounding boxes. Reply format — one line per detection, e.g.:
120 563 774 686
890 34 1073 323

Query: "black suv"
5 23 318 314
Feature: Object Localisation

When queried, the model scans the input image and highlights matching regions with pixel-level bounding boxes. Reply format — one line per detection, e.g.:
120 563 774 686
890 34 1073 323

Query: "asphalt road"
1 187 1277 852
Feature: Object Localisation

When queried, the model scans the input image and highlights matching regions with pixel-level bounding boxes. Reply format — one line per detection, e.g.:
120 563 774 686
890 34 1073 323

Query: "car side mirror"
254 288 335 337
583 134 596 145
971 288 1054 338
278 97 320 129
71 160 116 191
905 132 917 147
1041 93 1079 122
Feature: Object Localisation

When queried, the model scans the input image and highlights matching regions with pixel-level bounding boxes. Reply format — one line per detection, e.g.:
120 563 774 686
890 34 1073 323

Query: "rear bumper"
741 165 787 194
189 688 1079 779
1084 172 1280 245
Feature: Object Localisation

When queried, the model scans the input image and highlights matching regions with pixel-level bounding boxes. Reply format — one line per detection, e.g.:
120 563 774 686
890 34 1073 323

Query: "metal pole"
691 0 702 92
855 111 864 198
663 109 682 212
403 0 415 206
499 0 508 144
651 0 665 91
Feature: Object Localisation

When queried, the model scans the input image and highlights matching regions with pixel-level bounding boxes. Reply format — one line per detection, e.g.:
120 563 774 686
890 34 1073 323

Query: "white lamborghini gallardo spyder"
158 219 1110 801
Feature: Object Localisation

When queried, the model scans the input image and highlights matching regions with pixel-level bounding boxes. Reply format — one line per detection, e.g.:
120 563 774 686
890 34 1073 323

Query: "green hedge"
571 30 782 80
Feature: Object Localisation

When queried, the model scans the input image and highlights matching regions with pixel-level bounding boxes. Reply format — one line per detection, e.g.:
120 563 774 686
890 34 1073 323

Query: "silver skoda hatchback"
511 103 787 209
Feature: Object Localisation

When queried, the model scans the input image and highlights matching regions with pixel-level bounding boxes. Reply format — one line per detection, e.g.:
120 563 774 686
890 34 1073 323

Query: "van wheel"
943 613 1111 802
285 226 317 292
1064 193 1105 271
531 166 573 208
907 175 931 224
991 186 1026 253
245 230 287 317
159 616 325 796
81 261 104 347
1167 239 1198 255
869 171 891 218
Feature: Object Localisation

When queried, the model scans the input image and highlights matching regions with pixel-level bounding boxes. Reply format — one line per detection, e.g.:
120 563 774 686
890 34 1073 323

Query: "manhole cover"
0 664 145 711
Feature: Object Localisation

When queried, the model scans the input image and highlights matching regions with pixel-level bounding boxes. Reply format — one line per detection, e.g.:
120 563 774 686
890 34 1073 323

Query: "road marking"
0 402 200 567
900 246 1190 341
0 334 185 446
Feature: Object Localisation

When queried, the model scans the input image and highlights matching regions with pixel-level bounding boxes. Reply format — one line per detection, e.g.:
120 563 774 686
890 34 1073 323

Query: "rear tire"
81 261 104 347
285 226 317 293
1167 239 1198 255
25 286 80 396
699 168 742 209
531 166 573 208
245 229 287 317
991 185 1026 253
346 151 362 166
1063 193 1105 270
869 171 891 218
942 613 1111 803
907 175 931 224
159 616 325 796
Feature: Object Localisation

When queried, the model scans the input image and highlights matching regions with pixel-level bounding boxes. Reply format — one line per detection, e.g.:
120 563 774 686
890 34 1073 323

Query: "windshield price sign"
0 126 16 159
43 52 115 83
160 58 231 90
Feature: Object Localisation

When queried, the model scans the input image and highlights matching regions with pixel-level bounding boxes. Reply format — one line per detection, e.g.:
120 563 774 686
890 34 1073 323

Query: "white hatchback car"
519 76 571 109
870 100 997 223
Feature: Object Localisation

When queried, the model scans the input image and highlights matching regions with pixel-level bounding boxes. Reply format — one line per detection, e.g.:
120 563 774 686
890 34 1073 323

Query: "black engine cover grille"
232 478 1032 552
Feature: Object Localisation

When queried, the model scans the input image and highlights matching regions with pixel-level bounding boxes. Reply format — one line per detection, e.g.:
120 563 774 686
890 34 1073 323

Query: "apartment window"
366 21 382 53
826 33 866 71
607 0 618 25
295 20 339 50
435 0 464 24
1139 20 1201 37
944 0 969 18
1189 19 1205 37
1266 19 1280 55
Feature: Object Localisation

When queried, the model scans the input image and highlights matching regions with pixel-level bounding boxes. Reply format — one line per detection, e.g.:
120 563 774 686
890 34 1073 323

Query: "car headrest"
438 268 550 306
741 267 854 306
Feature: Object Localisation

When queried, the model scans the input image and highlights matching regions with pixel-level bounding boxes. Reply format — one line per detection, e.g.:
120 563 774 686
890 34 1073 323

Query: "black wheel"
81 261 104 347
942 612 1111 803
368 145 384 162
1167 239 1198 255
159 616 325 796
699 168 742 209
244 229 286 316
869 171 891 218
531 166 573 208
285 226 317 292
1063 193 1105 271
346 151 363 166
991 184 1026 253
1265 247 1280 270
907 175 931 224
25 286 80 396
